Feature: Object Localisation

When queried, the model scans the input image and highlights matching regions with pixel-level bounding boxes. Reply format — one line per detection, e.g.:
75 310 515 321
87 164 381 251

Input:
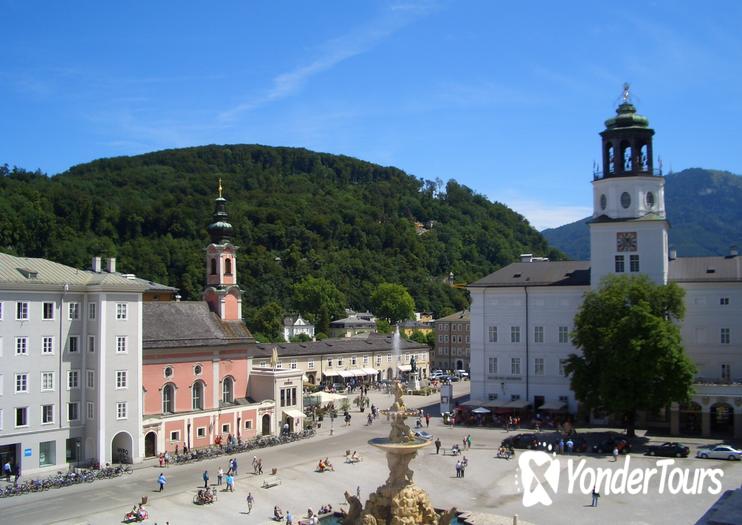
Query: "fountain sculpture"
342 380 456 525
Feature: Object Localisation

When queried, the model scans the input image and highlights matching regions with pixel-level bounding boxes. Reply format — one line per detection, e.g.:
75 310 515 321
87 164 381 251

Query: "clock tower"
589 85 669 288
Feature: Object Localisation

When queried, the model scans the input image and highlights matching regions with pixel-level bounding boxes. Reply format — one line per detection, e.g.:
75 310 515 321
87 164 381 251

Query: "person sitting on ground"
274 505 284 521
324 457 334 471
451 444 460 455
318 458 326 471
307 507 315 518
351 451 360 463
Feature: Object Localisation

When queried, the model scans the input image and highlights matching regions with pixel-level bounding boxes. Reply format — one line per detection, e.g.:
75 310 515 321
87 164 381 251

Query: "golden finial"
218 178 223 198
622 82 631 103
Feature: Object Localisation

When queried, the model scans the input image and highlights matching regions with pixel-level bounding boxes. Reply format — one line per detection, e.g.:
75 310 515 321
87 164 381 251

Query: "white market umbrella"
308 391 347 404
472 407 491 414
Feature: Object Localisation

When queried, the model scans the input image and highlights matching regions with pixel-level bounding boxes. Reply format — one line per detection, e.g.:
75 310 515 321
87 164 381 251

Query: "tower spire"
218 178 223 199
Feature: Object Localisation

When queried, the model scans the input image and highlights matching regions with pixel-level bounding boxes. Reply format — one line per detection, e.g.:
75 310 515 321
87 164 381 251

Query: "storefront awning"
322 370 340 377
283 408 304 419
538 401 567 411
338 370 356 378
506 399 531 409
363 368 379 376
397 364 412 372
461 399 485 407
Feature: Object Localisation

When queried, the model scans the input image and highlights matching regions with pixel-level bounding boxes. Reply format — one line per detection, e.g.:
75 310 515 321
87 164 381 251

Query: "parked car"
502 433 539 450
414 430 433 441
696 445 742 461
645 442 689 458
455 370 470 379
592 437 632 454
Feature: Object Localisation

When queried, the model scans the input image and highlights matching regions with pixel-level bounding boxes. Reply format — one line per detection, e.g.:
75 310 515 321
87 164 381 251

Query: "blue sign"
24 448 32 457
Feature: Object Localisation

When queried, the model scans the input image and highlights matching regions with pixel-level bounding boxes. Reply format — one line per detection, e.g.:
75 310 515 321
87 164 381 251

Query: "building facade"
469 93 742 437
433 310 470 372
0 254 154 475
283 315 315 342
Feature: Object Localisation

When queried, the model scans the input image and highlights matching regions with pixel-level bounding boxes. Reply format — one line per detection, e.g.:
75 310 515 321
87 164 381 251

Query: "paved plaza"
1 383 740 525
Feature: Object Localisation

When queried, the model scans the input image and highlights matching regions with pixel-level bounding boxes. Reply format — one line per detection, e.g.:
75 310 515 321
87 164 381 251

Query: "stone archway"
144 432 157 458
679 402 701 435
111 431 133 464
386 368 394 381
261 414 271 436
711 402 734 435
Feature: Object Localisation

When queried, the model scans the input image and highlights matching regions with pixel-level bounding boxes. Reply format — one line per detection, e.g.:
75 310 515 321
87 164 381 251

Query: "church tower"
204 180 243 320
589 85 669 288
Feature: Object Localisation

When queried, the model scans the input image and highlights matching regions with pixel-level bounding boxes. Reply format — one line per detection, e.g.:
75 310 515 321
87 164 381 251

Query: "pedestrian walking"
425 413 430 428
158 472 167 492
218 467 224 486
252 455 258 474
455 460 462 478
3 461 11 482
462 437 467 449
13 464 20 485
202 470 209 488
286 510 294 525
232 457 238 475
158 453 164 468
591 486 600 507
246 492 254 513
226 473 234 492
466 434 472 449
612 447 619 462
435 438 441 454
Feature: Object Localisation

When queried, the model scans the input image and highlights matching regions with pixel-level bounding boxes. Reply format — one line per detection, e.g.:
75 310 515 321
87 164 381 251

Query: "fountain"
341 379 457 525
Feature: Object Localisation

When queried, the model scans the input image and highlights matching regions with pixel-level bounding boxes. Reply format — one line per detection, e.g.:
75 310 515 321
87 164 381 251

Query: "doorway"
144 432 157 458
261 414 271 436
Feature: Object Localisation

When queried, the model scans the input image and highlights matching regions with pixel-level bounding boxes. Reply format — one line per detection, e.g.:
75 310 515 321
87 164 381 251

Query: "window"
245 420 252 429
290 359 297 369
511 358 521 376
279 387 298 407
210 258 217 275
16 407 28 427
488 357 498 374
67 402 79 422
534 326 544 343
559 359 569 377
722 364 731 382
259 360 267 368
116 303 128 320
87 335 95 353
16 301 29 320
222 377 234 403
162 384 174 414
308 359 315 369
443 335 449 343
629 255 640 273
327 359 333 368
387 354 392 362
225 258 232 275
363 355 369 365
115 370 128 389
192 382 204 410
534 358 544 375
351 355 357 365
41 404 54 424
169 430 180 442
16 336 28 355
68 303 80 320
87 402 94 420
615 255 625 273
721 328 731 345
275 360 283 369
337 358 343 367
67 370 79 390
39 441 55 466
15 373 28 393
41 371 55 391
116 402 127 420
116 336 127 353
488 326 498 343
438 335 443 343
221 423 230 433
86 370 94 389
376 355 382 365
197 427 206 438
194 364 203 375
510 326 520 343
43 302 55 320
68 336 79 353
88 303 96 319
558 326 569 344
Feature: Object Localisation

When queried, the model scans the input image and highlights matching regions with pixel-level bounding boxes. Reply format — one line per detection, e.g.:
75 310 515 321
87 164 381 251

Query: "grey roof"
0 252 154 292
143 301 254 349
283 314 312 327
253 333 428 358
330 316 376 327
436 310 470 322
669 256 742 283
469 261 591 288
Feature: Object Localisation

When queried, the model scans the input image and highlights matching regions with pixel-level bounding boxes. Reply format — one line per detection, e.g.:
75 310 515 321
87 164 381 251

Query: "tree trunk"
625 411 636 438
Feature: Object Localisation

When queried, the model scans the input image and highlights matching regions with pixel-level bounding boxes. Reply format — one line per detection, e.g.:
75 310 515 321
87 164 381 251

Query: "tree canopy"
291 276 346 334
371 282 415 324
565 275 696 437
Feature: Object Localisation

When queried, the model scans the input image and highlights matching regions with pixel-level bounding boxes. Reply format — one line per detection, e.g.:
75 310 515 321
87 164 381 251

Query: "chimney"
107 257 116 273
92 256 102 273
669 247 677 261
730 245 738 258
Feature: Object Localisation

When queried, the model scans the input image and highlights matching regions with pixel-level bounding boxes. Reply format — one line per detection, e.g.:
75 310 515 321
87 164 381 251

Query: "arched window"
222 377 234 404
225 258 232 275
640 144 649 171
606 144 615 173
210 258 217 275
162 384 174 414
621 141 632 171
192 381 204 410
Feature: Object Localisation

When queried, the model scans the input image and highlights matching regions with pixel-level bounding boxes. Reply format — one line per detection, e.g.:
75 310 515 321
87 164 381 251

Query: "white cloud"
500 198 591 231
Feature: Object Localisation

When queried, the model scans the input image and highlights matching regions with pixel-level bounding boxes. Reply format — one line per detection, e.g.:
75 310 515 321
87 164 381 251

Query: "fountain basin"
369 437 432 453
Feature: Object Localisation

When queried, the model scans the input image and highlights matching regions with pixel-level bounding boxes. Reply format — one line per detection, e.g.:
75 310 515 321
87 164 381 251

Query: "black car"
645 442 689 458
592 437 632 454
502 433 538 450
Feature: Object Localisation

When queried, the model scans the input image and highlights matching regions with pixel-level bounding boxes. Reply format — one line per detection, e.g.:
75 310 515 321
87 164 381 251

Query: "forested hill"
0 145 561 321
541 168 742 260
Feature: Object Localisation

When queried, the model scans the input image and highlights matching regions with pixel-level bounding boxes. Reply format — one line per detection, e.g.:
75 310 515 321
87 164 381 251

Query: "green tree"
371 283 415 324
251 302 284 341
290 333 312 343
565 275 695 437
375 319 393 334
292 276 346 334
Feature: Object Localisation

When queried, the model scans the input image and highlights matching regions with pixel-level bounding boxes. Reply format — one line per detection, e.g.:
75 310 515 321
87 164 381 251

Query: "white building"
283 314 315 342
469 93 742 438
0 254 171 475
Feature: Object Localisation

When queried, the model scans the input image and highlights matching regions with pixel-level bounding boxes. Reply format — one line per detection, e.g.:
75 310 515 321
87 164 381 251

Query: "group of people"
157 452 172 467
124 503 148 522
252 455 264 474
497 445 514 459
455 456 469 478
195 487 216 504
345 450 361 463
317 457 335 472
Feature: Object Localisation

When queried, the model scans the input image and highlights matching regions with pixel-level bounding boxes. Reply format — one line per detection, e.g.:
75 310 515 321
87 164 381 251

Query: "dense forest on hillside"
542 168 742 259
0 145 561 326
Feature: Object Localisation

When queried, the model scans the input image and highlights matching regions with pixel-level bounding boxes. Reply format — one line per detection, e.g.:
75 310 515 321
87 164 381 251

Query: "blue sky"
2 1 741 229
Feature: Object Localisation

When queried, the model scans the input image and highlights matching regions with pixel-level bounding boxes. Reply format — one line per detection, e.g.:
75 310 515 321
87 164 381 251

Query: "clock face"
620 192 631 209
600 194 607 210
616 232 638 252
646 191 655 208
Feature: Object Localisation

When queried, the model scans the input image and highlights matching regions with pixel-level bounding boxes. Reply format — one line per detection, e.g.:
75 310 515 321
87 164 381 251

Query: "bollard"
513 514 518 525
